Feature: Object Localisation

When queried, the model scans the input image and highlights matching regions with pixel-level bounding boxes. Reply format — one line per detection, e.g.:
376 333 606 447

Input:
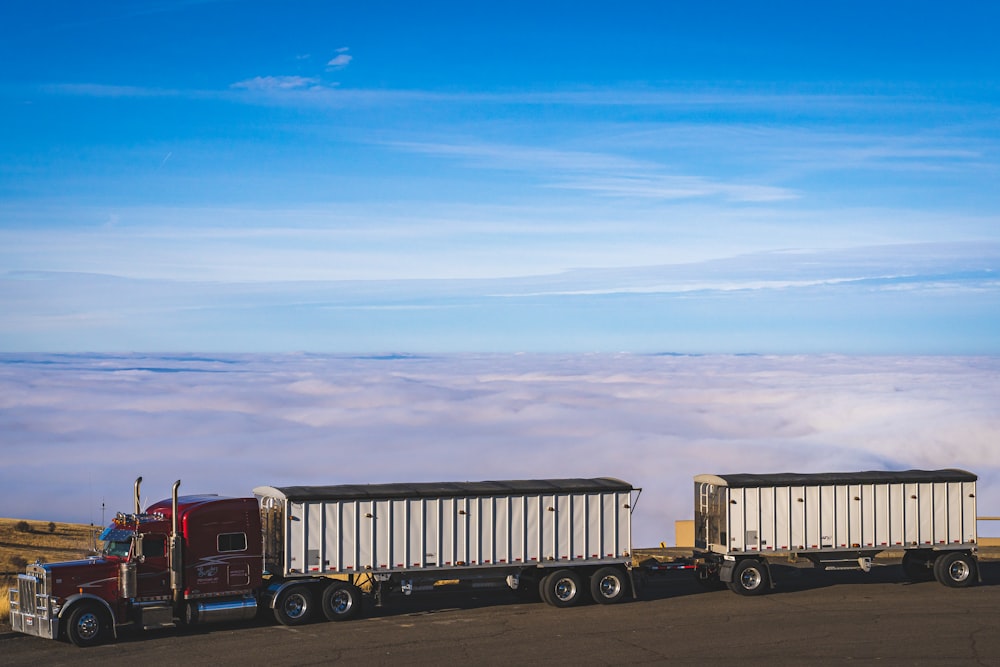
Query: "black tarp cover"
696 469 976 489
255 477 634 502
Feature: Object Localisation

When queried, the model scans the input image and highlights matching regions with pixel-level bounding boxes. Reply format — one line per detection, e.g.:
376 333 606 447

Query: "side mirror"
134 534 145 562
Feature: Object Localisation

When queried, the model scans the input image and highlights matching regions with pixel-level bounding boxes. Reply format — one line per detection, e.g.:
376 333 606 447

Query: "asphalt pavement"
3 561 999 665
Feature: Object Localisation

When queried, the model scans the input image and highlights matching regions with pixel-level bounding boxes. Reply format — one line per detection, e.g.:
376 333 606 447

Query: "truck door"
136 534 171 600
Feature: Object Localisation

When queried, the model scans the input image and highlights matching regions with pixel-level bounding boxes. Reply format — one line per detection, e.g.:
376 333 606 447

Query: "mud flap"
719 560 736 584
626 566 639 599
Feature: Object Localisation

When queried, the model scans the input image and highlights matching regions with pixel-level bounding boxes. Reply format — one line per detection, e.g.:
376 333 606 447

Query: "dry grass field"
0 518 97 623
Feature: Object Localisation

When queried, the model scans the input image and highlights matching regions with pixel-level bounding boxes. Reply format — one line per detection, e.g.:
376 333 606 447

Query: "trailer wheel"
321 581 362 621
727 559 769 596
901 552 935 582
934 552 977 588
65 602 110 647
540 569 583 607
274 585 314 625
590 567 628 604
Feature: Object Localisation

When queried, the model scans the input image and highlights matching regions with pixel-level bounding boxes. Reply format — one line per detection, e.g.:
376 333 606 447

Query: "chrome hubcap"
331 591 352 614
599 576 621 598
553 578 577 601
77 612 99 640
949 561 970 582
741 568 762 590
284 594 307 618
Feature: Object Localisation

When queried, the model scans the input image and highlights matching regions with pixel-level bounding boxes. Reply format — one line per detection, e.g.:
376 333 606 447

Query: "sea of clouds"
1 353 998 547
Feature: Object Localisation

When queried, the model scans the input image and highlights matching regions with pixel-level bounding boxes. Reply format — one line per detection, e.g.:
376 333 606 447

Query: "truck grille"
16 575 38 615
11 570 58 640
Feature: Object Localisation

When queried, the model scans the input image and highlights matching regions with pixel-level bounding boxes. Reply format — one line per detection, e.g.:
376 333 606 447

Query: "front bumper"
9 574 59 640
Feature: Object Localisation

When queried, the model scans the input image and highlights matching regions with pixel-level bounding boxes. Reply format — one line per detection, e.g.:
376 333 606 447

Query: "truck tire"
540 569 583 607
727 559 769 596
901 551 935 582
589 566 628 604
65 602 110 647
274 585 314 625
934 552 977 588
321 581 362 621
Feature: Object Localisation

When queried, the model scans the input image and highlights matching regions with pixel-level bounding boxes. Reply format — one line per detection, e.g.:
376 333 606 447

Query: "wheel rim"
283 593 308 619
740 567 762 590
76 612 100 640
948 560 970 582
330 590 353 614
598 575 621 599
553 577 577 601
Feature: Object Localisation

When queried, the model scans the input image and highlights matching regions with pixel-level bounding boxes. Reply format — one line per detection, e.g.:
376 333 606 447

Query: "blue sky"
2 1 999 353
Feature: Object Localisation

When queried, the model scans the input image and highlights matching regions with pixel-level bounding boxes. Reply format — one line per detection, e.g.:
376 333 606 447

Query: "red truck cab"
145 494 263 602
9 485 262 646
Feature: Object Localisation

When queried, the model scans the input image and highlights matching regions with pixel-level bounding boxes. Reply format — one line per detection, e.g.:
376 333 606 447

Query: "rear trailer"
253 477 639 622
693 469 979 594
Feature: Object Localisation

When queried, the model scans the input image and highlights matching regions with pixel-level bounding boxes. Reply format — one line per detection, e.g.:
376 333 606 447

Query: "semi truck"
8 468 984 646
8 476 639 646
692 469 980 594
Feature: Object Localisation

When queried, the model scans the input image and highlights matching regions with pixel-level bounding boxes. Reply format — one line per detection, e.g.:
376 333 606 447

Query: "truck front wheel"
65 602 110 647
321 581 362 621
727 559 769 596
274 586 314 625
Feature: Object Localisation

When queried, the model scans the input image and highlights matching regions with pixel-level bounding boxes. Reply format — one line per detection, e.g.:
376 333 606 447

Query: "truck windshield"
99 526 134 558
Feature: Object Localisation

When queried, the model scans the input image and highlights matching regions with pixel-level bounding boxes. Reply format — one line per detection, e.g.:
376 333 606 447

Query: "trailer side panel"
255 478 635 577
694 470 977 555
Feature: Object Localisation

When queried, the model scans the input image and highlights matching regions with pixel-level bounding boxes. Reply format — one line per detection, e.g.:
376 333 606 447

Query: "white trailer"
253 477 639 622
693 469 979 595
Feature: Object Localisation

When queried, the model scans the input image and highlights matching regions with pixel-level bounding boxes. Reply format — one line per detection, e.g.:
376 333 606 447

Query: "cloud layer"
2 353 998 546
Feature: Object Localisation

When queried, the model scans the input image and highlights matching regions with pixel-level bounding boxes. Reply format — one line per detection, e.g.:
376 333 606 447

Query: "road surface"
3 561 999 665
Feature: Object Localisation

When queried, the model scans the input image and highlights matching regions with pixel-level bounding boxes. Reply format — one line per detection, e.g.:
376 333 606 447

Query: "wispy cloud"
389 140 651 172
39 83 182 97
388 140 796 202
327 46 352 70
1 242 997 353
17 81 937 114
230 75 322 92
549 175 797 202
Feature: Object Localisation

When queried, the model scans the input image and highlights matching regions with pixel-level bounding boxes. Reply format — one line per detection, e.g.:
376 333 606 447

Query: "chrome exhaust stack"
170 480 183 607
134 476 143 514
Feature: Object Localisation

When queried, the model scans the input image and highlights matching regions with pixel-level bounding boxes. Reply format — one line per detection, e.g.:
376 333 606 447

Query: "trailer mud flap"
627 567 639 599
719 560 736 584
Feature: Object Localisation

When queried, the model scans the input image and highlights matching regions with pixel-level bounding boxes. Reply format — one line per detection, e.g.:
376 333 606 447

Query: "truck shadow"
637 559 1000 600
110 561 1000 643
114 585 540 642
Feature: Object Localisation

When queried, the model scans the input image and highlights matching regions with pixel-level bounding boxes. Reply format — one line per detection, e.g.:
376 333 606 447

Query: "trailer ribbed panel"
694 470 977 555
256 478 635 577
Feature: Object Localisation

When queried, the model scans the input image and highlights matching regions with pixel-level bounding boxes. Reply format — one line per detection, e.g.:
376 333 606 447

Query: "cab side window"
143 535 167 558
218 532 247 553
